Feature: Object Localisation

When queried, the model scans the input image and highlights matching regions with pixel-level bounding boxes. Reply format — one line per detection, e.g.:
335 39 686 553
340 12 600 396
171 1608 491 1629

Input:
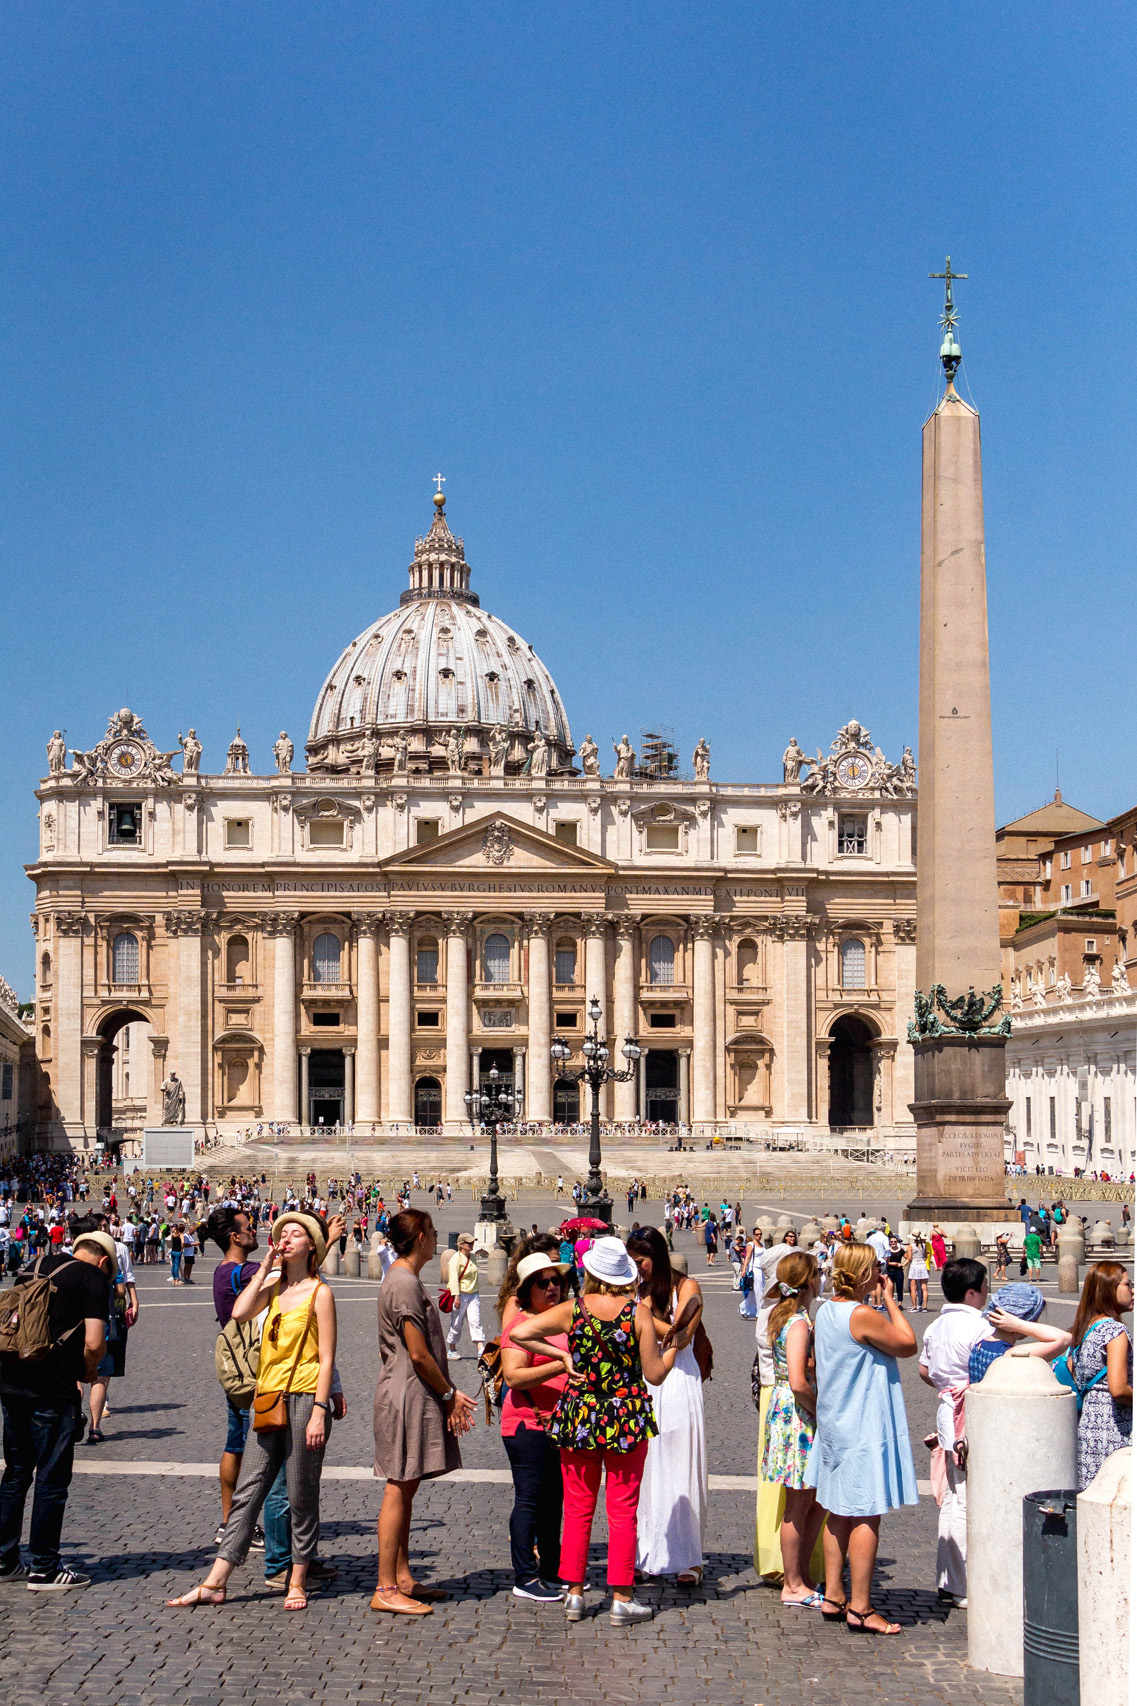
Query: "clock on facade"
107 740 146 778
834 751 874 790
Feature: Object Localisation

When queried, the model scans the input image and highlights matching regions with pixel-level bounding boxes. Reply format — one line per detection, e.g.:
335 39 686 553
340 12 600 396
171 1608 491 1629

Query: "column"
299 1046 311 1130
815 1036 832 1128
386 916 412 1124
780 917 811 1124
343 1046 355 1129
613 917 638 1120
53 913 86 1130
525 914 552 1123
444 913 470 1130
512 1047 526 1111
584 917 607 1018
637 1049 647 1121
81 1037 101 1130
177 916 206 1124
678 1048 690 1126
267 914 298 1124
354 915 381 1125
470 1045 482 1097
692 918 716 1126
872 1038 898 1129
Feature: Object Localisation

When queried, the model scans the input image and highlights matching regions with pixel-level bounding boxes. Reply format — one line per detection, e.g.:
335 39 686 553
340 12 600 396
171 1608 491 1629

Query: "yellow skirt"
754 1385 826 1580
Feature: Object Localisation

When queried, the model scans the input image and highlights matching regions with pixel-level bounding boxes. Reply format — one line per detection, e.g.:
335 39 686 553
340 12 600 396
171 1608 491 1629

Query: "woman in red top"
499 1252 572 1602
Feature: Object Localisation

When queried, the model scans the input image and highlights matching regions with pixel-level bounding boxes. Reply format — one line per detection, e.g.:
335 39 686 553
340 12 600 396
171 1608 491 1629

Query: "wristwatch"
441 1386 456 1403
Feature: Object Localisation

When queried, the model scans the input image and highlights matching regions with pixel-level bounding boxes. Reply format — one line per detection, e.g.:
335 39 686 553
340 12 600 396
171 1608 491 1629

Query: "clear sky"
2 4 1134 991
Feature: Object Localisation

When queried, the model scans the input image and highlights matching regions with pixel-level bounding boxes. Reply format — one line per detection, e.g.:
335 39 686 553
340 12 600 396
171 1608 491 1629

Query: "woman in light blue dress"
806 1241 918 1635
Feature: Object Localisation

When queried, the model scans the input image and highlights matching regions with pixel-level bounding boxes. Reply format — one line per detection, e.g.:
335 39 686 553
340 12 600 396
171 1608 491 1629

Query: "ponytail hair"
763 1251 817 1343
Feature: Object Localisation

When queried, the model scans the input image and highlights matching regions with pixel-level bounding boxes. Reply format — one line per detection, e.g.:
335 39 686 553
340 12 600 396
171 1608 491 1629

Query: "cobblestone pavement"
0 1191 1027 1706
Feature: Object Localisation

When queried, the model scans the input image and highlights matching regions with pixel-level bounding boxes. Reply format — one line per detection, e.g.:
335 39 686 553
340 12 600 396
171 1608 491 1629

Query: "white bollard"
965 1345 1077 1677
1078 1448 1131 1706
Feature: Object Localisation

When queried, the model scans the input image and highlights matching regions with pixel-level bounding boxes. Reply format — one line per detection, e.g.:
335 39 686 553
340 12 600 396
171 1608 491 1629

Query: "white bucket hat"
581 1235 637 1287
515 1252 570 1289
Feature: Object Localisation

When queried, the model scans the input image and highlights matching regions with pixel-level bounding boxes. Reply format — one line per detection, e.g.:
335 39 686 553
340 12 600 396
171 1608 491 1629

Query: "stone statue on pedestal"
578 735 600 777
392 731 409 773
274 731 294 773
446 727 464 775
525 728 550 777
178 730 202 774
782 737 806 782
487 724 508 778
161 1071 186 1125
613 735 635 780
1111 959 1130 994
693 738 711 781
46 731 67 775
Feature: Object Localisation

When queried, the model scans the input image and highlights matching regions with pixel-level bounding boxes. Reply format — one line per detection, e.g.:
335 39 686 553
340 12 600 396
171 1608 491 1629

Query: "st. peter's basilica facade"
29 492 918 1150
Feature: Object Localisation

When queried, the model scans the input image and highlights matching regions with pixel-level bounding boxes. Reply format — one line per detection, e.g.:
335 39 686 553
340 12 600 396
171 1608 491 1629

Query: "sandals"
166 1584 226 1608
284 1584 308 1611
781 1590 822 1608
370 1586 433 1616
677 1566 704 1587
846 1606 901 1636
820 1597 847 1622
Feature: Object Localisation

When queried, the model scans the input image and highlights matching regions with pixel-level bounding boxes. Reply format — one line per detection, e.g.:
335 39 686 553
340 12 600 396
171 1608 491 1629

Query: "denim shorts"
224 1396 251 1455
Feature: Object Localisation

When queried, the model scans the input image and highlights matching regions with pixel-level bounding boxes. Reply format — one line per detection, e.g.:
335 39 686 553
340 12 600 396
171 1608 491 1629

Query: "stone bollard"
321 1244 340 1277
485 1247 508 1292
344 1242 361 1278
1078 1448 1131 1706
775 1213 795 1230
1057 1229 1083 1295
1090 1219 1115 1250
1116 1223 1132 1248
853 1217 872 1243
367 1233 384 1281
966 1346 1077 1677
800 1220 822 1249
952 1224 981 1261
756 1215 776 1247
820 1215 840 1233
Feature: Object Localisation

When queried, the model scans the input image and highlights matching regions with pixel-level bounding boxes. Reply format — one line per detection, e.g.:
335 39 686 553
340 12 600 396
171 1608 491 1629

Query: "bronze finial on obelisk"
907 262 1011 1224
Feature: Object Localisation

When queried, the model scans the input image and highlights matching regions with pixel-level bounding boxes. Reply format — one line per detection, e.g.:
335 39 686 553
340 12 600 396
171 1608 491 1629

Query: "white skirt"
636 1342 707 1575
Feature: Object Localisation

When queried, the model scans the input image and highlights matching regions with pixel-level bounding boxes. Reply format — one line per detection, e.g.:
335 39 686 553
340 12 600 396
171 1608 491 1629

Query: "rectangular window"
554 820 578 847
1 1064 11 1101
838 815 868 855
108 802 141 845
1081 845 1092 863
1044 857 1052 878
225 818 251 849
1061 884 1072 903
1085 939 1097 954
311 1011 340 1028
309 819 345 847
735 825 758 854
554 1011 578 1029
416 947 439 985
1061 850 1072 869
1049 1097 1057 1142
554 948 577 985
649 1012 677 1028
1101 839 1112 856
416 1010 440 1028
416 819 440 844
645 824 680 851
1081 880 1092 897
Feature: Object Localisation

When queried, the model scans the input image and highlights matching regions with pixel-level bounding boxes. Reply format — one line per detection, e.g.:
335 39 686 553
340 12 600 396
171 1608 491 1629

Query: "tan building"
28 493 919 1152
0 977 33 1158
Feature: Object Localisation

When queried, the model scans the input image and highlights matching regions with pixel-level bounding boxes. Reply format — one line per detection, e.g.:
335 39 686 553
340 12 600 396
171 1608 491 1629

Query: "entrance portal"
554 1079 580 1123
828 1016 875 1127
308 1048 345 1127
478 1048 515 1096
645 1049 679 1123
415 1076 442 1127
94 1008 151 1132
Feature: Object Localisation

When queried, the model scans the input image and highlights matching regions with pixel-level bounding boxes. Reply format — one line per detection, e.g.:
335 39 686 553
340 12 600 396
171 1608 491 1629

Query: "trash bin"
1023 1488 1079 1706
448 1231 459 1249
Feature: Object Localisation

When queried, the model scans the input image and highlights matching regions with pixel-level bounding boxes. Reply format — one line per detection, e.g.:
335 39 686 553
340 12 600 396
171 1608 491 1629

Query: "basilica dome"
306 493 574 776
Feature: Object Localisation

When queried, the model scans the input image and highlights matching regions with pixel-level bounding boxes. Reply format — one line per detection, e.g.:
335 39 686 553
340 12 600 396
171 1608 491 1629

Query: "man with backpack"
0 1229 113 1589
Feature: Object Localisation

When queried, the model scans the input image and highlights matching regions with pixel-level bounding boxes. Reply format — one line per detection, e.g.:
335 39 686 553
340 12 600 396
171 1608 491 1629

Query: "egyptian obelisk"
907 261 1011 1222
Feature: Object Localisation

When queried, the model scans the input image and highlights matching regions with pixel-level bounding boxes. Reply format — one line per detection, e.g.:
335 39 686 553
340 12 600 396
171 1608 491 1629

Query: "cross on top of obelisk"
929 256 968 383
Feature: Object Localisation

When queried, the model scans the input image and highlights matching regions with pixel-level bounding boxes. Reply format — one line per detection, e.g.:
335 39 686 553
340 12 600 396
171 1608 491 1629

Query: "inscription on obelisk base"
907 1035 1011 1222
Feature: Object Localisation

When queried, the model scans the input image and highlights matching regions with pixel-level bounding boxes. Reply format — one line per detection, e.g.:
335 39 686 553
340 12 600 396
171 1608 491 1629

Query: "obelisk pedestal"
906 264 1011 1225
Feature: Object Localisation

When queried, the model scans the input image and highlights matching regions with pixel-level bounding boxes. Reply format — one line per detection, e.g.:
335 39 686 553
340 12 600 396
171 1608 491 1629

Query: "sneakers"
513 1579 564 1602
249 1526 265 1552
0 1562 28 1584
447 1349 462 1360
27 1567 90 1592
610 1597 654 1624
264 1569 289 1592
564 1593 586 1621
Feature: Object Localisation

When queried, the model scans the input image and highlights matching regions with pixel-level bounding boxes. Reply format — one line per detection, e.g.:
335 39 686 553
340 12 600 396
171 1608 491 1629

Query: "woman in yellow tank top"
167 1212 337 1614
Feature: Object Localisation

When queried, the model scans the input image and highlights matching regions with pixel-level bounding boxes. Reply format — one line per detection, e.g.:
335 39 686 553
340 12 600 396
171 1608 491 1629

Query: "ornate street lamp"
550 996 641 1223
464 1065 521 1226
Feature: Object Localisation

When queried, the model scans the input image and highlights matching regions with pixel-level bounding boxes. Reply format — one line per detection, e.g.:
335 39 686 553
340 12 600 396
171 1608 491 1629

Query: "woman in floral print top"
512 1236 677 1624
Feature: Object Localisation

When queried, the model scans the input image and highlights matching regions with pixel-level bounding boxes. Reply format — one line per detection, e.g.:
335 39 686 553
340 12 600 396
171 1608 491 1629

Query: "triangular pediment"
383 811 615 874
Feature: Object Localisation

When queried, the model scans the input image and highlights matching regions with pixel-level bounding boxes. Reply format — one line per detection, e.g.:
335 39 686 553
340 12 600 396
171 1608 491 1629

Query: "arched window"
483 933 511 984
736 937 759 987
416 937 439 985
313 932 342 984
226 934 250 984
648 934 675 985
111 931 139 984
554 938 577 986
840 938 866 990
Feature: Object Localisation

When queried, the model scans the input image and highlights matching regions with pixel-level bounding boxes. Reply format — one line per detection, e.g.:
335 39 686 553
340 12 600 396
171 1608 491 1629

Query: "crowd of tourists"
0 1173 1129 1629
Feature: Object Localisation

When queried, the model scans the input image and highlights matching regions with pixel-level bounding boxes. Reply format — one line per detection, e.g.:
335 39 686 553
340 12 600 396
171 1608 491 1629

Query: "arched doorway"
95 1008 152 1131
415 1076 442 1128
827 1016 875 1127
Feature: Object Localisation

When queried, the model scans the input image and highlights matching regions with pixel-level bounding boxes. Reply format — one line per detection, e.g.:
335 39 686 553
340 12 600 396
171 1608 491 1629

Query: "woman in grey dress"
372 1209 477 1616
1069 1262 1133 1490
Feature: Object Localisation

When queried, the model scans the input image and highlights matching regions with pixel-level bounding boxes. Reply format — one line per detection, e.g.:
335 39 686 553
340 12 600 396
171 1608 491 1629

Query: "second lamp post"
550 996 641 1224
464 1065 520 1227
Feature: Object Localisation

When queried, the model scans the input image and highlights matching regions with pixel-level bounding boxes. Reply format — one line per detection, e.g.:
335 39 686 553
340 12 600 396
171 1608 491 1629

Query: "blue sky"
2 4 1134 991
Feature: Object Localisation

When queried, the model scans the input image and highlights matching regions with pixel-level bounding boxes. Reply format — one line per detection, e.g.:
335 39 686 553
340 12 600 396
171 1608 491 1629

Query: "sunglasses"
268 1312 282 1347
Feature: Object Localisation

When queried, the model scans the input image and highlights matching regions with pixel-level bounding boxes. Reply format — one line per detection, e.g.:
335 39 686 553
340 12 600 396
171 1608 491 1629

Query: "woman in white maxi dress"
628 1230 707 1584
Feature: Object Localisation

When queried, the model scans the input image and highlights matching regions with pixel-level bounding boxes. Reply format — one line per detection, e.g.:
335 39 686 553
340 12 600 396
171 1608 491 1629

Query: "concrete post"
952 1224 981 1260
344 1241 360 1278
800 1220 821 1249
321 1244 340 1277
965 1346 1077 1677
1077 1448 1130 1706
1057 1228 1082 1295
367 1232 384 1281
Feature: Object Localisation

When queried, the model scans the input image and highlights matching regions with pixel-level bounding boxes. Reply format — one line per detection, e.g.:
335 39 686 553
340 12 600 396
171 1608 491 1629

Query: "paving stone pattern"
0 1190 1025 1705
